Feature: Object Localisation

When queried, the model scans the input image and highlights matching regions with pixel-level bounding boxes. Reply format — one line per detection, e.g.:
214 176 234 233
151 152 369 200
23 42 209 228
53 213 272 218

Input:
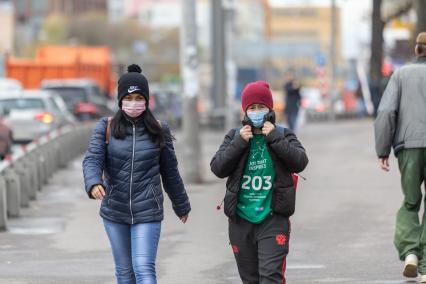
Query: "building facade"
12 0 107 23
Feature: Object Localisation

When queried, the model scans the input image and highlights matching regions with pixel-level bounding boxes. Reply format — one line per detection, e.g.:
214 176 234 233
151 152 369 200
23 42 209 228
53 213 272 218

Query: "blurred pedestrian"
284 74 301 131
210 81 308 284
83 64 191 284
375 32 426 282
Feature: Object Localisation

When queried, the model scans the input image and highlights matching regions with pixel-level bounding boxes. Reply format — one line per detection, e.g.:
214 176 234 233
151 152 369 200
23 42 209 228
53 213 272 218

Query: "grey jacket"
375 58 426 158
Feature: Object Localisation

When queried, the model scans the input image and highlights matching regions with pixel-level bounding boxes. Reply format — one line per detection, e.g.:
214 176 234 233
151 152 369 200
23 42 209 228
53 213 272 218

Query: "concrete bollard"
41 144 53 179
67 132 76 158
53 140 61 169
66 135 74 162
0 176 7 231
15 160 36 201
63 133 73 162
47 144 55 178
66 133 75 161
57 136 68 167
32 149 47 187
28 154 41 192
23 158 39 200
12 163 31 207
39 151 48 186
49 139 58 169
3 169 21 217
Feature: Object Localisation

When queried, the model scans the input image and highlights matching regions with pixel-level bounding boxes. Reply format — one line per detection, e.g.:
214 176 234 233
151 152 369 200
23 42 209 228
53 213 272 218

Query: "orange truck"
5 45 116 97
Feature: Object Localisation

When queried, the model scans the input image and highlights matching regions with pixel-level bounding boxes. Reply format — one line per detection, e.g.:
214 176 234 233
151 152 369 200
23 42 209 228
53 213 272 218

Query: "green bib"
237 134 276 224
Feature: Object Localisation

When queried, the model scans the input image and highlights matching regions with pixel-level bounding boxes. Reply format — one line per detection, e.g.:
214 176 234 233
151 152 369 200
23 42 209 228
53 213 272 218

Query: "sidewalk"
0 119 406 283
0 128 237 284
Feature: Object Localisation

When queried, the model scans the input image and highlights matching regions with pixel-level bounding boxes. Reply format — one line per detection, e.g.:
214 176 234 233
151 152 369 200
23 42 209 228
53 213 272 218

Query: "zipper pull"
216 199 224 210
295 173 307 180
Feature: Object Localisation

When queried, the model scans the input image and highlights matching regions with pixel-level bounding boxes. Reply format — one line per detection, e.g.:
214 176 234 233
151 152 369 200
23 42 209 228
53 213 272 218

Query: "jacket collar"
123 113 145 128
416 56 426 64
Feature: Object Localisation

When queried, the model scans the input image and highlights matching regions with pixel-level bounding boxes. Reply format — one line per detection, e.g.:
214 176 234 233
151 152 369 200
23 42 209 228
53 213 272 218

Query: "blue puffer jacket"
82 117 191 224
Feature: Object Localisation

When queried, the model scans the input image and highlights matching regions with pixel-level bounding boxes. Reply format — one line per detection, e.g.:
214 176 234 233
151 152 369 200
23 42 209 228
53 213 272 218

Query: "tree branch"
383 0 414 24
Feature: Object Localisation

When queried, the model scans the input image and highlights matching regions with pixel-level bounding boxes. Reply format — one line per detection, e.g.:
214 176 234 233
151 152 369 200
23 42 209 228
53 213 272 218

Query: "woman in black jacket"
210 81 308 284
83 64 190 284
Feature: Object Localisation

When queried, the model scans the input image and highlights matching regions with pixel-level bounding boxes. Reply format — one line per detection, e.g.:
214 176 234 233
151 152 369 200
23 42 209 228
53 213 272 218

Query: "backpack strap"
105 117 112 145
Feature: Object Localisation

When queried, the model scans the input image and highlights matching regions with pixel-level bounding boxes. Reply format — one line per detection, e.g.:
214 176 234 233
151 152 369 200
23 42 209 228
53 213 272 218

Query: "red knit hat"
241 81 273 111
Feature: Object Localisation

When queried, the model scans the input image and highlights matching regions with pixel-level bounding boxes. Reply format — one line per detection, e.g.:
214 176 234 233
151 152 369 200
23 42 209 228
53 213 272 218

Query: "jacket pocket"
271 186 296 217
224 189 238 221
150 185 161 210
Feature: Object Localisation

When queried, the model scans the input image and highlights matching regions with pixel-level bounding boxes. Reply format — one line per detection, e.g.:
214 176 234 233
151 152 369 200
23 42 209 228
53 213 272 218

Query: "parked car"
0 78 23 92
41 79 114 121
0 90 74 143
0 106 13 159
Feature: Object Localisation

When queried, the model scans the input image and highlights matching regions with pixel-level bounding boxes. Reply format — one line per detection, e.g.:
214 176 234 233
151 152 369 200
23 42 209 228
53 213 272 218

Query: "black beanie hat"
117 64 149 107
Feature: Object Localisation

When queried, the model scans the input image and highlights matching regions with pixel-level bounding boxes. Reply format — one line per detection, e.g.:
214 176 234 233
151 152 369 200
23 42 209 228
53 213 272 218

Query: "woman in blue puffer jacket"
83 64 191 284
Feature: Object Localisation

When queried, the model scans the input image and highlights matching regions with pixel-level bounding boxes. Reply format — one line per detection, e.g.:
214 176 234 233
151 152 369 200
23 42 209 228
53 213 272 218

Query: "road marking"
362 280 416 284
316 278 356 282
287 264 326 269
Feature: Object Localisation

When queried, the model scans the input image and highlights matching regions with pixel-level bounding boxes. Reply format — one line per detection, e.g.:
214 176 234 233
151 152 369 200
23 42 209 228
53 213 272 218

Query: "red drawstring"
216 199 224 210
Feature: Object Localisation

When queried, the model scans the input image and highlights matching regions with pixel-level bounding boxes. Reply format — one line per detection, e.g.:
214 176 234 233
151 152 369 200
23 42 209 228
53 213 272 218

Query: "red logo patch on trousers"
276 234 287 246
231 245 239 253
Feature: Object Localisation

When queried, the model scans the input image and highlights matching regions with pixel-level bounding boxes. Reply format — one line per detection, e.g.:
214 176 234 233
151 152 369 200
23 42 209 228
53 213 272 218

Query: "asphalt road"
0 119 415 284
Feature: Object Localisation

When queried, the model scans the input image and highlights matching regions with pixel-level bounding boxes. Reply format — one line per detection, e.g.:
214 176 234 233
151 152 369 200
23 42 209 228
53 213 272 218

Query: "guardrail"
0 123 94 231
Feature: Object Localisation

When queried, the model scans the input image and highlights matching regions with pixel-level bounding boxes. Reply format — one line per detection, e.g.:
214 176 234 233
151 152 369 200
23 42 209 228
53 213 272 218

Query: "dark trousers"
229 214 290 284
286 111 299 131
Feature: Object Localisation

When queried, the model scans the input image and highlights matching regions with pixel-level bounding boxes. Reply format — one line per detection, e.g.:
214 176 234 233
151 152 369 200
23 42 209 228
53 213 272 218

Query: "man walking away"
375 32 426 282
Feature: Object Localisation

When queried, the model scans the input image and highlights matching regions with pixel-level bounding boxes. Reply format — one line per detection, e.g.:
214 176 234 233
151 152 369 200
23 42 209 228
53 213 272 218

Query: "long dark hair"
111 108 173 149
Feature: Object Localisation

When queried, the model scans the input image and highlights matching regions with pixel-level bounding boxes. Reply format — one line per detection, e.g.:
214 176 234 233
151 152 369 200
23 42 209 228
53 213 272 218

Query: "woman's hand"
180 215 189 224
90 184 105 200
262 121 275 136
240 125 253 142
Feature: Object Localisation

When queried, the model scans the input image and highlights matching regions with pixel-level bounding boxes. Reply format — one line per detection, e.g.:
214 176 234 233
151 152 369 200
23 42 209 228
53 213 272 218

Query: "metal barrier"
0 123 94 231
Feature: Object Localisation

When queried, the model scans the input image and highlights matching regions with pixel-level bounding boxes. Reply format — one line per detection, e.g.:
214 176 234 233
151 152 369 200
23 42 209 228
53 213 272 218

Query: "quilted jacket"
83 117 191 224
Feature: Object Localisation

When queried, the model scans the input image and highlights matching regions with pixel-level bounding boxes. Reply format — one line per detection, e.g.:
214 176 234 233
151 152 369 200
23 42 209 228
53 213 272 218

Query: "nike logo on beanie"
128 86 140 93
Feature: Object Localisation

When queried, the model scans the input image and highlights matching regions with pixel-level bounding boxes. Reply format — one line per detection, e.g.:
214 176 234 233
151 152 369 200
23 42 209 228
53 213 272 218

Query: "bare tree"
370 0 413 91
370 0 384 86
417 0 426 35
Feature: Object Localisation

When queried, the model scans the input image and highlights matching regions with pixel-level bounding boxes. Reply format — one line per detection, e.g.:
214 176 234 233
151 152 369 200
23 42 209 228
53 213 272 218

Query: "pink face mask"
122 100 146 118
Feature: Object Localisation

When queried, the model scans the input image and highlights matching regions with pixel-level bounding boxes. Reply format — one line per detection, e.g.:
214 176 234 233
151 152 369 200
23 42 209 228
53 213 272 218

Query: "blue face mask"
247 110 269 128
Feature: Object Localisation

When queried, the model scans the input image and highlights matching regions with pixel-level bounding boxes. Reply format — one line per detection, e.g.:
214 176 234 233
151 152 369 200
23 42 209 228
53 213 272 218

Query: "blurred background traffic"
0 0 423 159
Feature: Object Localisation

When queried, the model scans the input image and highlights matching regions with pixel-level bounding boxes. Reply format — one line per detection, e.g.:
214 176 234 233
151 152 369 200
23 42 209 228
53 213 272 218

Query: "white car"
0 90 75 142
0 78 23 92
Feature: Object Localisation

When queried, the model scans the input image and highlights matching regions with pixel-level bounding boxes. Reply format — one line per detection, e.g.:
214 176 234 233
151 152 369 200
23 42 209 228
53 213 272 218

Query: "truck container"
6 45 116 97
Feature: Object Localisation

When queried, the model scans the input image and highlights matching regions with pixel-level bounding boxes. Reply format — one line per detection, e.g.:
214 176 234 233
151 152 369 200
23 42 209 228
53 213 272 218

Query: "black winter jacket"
210 126 308 221
83 117 191 224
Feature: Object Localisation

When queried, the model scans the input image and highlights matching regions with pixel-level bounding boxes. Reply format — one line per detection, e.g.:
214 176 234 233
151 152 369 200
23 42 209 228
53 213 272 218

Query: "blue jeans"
103 218 162 284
